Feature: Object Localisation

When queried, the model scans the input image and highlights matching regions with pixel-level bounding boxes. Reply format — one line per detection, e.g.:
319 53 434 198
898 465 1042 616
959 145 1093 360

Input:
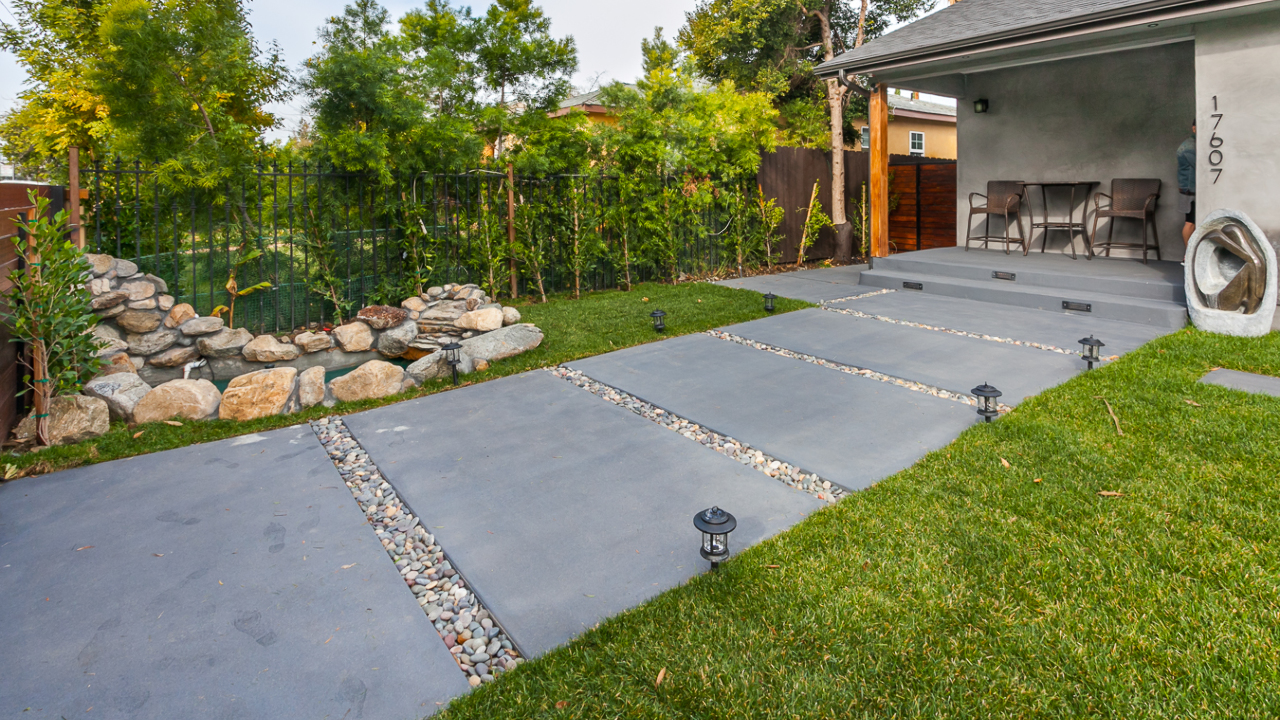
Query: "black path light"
764 292 777 313
693 506 737 569
971 382 1002 423
1079 335 1105 370
650 309 667 333
442 342 463 386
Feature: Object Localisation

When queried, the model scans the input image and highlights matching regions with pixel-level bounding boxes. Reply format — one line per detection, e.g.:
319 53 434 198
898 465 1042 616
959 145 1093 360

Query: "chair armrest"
968 192 987 208
1093 192 1113 210
1143 193 1160 213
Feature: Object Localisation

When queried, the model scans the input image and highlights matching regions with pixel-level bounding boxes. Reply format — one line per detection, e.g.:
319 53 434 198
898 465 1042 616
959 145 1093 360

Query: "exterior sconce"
1079 335 1104 370
693 506 736 569
442 342 463 385
973 98 989 114
971 382 1001 422
650 309 667 333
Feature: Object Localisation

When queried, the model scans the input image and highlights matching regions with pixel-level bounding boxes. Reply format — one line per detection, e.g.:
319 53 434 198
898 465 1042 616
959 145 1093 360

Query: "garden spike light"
442 342 463 386
1079 335 1105 370
650 309 667 333
693 506 737 570
764 292 777 313
971 382 1002 423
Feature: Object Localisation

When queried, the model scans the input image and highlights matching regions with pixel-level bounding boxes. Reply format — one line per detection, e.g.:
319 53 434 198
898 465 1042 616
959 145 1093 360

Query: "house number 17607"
1208 95 1223 184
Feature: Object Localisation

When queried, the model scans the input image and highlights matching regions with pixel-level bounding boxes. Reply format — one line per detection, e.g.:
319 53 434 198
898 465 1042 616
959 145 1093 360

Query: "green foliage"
2 192 104 397
797 177 832 265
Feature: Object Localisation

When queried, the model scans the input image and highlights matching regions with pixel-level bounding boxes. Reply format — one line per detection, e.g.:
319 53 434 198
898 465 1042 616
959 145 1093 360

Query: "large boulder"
164 303 197 328
126 328 178 356
13 395 110 446
241 334 301 363
357 305 409 330
459 323 543 362
332 321 374 352
328 360 404 403
405 349 473 384
117 310 162 334
180 316 224 336
293 331 333 353
502 306 521 326
196 327 254 358
133 379 221 423
455 307 503 332
219 367 298 421
84 373 152 422
298 365 327 409
376 319 418 357
147 345 201 368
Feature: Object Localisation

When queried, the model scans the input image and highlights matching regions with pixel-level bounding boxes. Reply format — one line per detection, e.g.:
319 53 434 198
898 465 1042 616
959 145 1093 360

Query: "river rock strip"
550 367 846 502
309 416 523 688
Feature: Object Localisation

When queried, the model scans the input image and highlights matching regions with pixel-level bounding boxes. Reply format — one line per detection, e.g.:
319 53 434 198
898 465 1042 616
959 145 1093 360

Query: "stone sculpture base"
1184 208 1277 337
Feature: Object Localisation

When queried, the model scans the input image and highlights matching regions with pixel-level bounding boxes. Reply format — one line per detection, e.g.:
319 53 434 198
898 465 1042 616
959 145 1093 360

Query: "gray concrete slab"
724 308 1082 404
838 290 1169 355
714 265 866 302
1200 368 1280 397
343 371 822 658
0 425 468 719
570 333 976 491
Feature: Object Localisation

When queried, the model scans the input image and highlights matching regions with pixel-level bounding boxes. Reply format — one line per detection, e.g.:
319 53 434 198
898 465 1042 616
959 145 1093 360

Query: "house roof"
887 93 956 117
816 0 1228 75
558 84 639 110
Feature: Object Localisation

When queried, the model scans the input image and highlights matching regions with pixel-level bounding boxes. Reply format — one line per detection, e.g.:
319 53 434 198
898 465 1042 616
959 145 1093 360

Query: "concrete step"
870 250 1186 302
858 268 1188 329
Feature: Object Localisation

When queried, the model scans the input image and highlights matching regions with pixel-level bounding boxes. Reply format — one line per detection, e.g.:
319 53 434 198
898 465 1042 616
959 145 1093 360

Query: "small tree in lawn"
3 191 103 445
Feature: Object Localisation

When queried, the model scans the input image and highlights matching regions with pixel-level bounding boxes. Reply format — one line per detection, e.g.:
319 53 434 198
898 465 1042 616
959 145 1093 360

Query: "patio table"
1020 181 1098 260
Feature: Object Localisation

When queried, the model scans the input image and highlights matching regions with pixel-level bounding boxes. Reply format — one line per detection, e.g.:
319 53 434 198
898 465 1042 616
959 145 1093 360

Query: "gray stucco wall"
955 43 1196 259
1194 9 1280 247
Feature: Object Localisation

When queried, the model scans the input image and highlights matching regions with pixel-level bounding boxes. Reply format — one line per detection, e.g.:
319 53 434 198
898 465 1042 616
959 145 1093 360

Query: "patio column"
869 83 889 258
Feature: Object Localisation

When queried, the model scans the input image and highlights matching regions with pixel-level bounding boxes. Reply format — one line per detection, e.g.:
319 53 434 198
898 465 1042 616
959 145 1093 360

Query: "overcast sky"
0 0 950 144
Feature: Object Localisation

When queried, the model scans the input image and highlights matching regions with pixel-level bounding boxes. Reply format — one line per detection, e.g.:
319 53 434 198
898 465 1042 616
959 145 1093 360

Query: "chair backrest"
1111 178 1161 213
986 181 1024 212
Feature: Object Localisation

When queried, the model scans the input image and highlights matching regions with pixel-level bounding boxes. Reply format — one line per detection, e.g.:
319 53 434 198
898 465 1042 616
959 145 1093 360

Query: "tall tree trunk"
811 3 852 263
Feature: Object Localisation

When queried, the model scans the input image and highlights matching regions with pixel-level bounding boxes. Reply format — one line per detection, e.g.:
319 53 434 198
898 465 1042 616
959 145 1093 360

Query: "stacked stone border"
310 416 524 689
551 367 847 503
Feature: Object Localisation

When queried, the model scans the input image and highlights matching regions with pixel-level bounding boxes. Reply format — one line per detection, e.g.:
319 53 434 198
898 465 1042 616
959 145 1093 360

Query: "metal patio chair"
965 181 1027 255
1090 178 1162 263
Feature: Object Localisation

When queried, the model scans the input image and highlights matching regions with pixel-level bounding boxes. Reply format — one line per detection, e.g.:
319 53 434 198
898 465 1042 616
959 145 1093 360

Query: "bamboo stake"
23 209 49 445
506 163 517 299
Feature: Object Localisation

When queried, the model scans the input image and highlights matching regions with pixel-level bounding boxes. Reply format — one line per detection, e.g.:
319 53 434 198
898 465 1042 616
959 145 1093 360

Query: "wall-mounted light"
973 98 990 114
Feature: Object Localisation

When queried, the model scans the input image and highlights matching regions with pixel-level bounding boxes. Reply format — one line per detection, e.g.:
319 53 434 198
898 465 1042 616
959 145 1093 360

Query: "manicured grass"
5 282 809 477
438 327 1280 719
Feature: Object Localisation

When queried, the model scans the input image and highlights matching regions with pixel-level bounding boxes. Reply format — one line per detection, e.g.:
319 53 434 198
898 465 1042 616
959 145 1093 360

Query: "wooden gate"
888 157 957 253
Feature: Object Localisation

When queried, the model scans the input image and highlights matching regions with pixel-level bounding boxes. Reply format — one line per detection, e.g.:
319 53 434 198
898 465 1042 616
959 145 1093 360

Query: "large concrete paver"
0 425 468 719
839 290 1168 355
570 333 975 491
1200 368 1280 397
725 308 1082 404
343 371 822 658
714 265 866 302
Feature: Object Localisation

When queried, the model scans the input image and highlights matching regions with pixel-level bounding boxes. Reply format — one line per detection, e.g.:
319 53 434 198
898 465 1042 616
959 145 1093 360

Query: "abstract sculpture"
1184 209 1277 337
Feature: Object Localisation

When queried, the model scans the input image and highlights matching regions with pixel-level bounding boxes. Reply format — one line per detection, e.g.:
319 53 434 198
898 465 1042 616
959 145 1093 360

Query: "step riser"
870 256 1186 303
858 272 1188 329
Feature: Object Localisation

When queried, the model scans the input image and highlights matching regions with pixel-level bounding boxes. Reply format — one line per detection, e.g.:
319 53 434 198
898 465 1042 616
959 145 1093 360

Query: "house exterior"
548 85 639 125
854 92 957 159
816 0 1280 259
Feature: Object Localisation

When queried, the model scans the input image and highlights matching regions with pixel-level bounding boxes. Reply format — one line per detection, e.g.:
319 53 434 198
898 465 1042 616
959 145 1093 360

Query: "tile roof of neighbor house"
817 0 1199 73
888 93 957 117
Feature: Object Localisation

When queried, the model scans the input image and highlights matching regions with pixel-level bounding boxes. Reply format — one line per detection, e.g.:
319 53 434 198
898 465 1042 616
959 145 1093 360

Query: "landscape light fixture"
442 342 463 386
650 309 667 333
693 506 737 570
764 292 777 312
973 98 990 114
971 382 1002 422
1079 335 1105 370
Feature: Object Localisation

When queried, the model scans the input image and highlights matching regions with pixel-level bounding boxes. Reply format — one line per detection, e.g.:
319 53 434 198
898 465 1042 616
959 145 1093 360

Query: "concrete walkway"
0 262 1174 717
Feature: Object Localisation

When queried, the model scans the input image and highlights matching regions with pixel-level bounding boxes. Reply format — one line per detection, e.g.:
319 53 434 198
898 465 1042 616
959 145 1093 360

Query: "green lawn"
437 327 1280 719
7 282 809 477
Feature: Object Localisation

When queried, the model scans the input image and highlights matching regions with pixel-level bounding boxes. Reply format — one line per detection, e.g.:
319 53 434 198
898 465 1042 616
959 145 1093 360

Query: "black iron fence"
82 160 765 334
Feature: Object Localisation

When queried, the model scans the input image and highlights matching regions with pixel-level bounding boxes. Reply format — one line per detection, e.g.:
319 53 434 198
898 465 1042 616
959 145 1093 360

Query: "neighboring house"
548 85 638 125
854 91 957 159
816 0 1280 259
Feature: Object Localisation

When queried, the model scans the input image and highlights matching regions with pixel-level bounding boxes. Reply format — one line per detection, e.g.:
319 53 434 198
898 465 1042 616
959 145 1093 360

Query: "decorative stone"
114 258 139 277
84 373 152 422
426 286 444 299
126 328 178 356
459 323 543 362
357 305 409 330
219 367 298 421
144 274 169 293
127 298 158 310
455 307 503 332
1185 208 1277 337
400 346 436 361
332 321 374 352
120 280 156 301
180 316 224 336
196 327 253 358
241 334 301 363
96 353 138 377
94 337 129 357
164 303 197 328
97 303 127 319
405 349 473 384
85 253 115 276
298 365 326 408
88 277 111 295
502 306 521 326
13 395 109 446
473 358 490 372
377 320 418 357
90 290 129 311
133 379 221 423
147 345 201 368
93 324 122 342
117 310 162 334
328 360 404 403
293 331 333 353
157 295 174 311
402 297 428 312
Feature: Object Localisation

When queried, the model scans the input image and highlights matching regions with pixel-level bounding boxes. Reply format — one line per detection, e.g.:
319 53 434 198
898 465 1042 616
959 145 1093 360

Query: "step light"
903 281 924 290
992 271 1016 281
1062 301 1092 313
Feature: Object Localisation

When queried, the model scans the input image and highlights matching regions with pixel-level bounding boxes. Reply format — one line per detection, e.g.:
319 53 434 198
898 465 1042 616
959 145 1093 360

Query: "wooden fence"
887 156 957 253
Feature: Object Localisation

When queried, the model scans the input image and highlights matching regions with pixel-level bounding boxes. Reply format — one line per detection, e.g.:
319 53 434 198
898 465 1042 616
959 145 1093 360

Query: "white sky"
0 0 951 145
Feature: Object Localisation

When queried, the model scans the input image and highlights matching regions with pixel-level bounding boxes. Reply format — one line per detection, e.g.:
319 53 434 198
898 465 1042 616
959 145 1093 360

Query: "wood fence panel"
886 160 957 253
756 148 877 263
